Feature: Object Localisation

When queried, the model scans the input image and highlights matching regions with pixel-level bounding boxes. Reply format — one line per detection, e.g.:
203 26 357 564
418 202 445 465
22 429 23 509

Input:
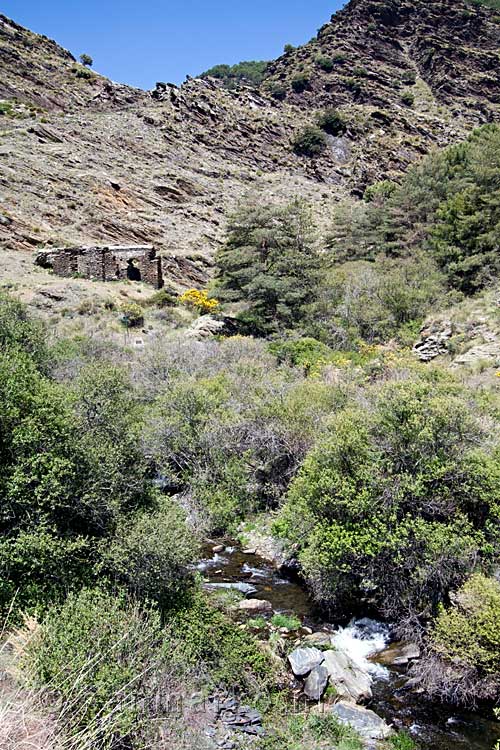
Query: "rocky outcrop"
1 0 499 265
413 320 452 361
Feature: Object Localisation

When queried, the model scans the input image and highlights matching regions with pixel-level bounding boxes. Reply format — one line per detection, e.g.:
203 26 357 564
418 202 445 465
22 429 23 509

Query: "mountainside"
0 0 499 285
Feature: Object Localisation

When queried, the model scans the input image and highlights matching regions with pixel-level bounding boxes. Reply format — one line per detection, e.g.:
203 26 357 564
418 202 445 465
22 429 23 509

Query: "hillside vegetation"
1 0 500 747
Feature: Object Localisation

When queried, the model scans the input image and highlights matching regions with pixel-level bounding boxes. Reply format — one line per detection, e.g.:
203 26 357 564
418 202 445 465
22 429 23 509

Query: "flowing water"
198 542 500 750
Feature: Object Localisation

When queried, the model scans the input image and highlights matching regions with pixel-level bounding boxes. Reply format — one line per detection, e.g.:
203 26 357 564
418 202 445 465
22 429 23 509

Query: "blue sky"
2 1 345 89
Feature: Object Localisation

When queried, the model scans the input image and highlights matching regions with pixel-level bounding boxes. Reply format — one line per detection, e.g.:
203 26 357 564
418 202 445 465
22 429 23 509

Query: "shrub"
292 125 327 157
277 377 500 622
179 288 219 314
72 65 93 80
79 53 93 67
284 44 295 53
401 91 415 106
119 301 144 327
99 499 197 608
401 70 417 85
315 55 334 72
168 590 276 692
291 73 311 93
343 77 362 95
417 574 500 705
316 108 347 136
267 82 287 100
363 180 397 203
389 732 417 750
146 287 177 308
200 60 269 88
24 589 172 748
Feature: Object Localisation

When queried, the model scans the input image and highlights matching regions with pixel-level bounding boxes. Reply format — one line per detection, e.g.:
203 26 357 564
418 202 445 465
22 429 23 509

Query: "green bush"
316 108 347 136
401 70 417 85
79 53 93 67
432 574 500 674
389 732 417 750
315 55 335 72
120 302 144 327
25 589 169 748
168 590 276 692
270 613 301 630
277 377 500 620
267 82 287 100
100 499 198 608
292 126 327 157
200 60 269 88
401 91 415 106
291 73 311 93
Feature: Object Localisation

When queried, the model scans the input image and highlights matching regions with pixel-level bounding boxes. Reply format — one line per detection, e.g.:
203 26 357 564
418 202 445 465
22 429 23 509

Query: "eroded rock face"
330 701 393 740
322 650 373 703
288 647 325 677
1 0 499 269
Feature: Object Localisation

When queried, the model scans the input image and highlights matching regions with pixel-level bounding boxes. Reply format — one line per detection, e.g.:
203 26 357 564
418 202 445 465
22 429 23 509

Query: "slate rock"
304 664 329 700
331 701 393 740
322 650 372 703
288 647 324 677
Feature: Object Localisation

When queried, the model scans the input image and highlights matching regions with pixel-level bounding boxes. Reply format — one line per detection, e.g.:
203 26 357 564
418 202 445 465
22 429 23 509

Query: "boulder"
322 650 372 703
304 664 329 700
237 598 273 613
330 702 393 740
377 641 420 666
288 647 324 677
302 632 332 648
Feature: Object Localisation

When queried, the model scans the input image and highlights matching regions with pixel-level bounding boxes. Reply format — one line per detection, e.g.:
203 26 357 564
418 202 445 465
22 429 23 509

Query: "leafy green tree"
215 199 321 334
200 60 269 89
79 53 93 67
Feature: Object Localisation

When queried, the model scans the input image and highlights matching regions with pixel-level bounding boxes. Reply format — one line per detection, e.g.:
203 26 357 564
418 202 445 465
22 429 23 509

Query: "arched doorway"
126 259 141 281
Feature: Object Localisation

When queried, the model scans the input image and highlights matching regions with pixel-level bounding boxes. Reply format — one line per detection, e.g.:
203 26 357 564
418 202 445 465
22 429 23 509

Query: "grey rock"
288 647 324 677
378 641 421 666
322 650 372 703
304 664 329 700
331 701 393 740
413 320 452 362
238 598 273 613
302 632 332 648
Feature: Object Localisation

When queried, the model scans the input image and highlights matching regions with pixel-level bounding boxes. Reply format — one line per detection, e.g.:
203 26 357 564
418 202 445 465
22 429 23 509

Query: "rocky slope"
0 0 498 286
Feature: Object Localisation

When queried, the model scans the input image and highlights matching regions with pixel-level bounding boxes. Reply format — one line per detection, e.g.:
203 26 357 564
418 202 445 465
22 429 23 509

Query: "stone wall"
35 245 164 289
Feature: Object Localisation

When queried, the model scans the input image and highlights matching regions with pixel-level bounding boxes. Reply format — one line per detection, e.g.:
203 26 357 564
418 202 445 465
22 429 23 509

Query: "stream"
198 542 500 750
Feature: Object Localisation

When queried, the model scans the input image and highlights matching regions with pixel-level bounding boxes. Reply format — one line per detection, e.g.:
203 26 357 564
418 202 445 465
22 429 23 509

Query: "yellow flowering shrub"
179 289 219 314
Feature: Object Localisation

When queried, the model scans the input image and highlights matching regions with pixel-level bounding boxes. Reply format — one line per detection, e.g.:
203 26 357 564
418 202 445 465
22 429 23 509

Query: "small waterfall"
331 617 391 678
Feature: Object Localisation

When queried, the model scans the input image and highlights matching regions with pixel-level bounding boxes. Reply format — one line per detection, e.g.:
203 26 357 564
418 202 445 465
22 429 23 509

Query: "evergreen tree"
215 199 320 334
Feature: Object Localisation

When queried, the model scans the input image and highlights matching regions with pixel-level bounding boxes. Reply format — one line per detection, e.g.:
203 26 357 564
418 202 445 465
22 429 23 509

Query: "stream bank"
198 541 500 750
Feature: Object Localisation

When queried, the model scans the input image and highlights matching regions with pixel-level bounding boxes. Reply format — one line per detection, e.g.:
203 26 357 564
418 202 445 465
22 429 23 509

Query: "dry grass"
0 627 60 750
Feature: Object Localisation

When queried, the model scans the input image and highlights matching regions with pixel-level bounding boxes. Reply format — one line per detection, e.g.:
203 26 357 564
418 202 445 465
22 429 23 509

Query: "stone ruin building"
35 245 164 289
